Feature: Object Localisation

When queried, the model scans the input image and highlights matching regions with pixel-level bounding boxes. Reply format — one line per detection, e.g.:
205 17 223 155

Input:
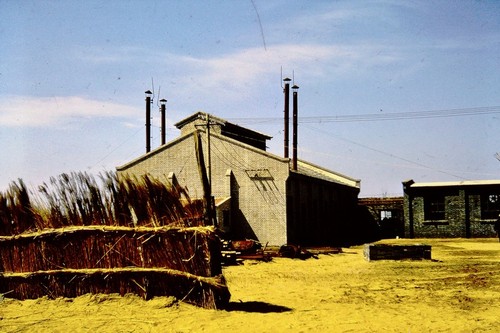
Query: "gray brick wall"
404 187 498 238
117 130 289 245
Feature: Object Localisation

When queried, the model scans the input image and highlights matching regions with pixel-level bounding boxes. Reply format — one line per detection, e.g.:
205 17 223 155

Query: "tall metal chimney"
292 84 299 171
283 77 291 158
145 90 152 153
159 98 167 145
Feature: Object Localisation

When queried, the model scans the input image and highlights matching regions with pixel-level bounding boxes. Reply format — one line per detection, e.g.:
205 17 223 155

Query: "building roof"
118 112 360 190
174 112 272 140
294 160 361 188
358 197 403 207
403 179 500 188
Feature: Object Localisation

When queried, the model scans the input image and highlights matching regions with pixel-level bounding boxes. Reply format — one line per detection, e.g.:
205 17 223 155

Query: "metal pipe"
145 90 152 153
160 99 167 145
283 78 291 158
292 85 299 170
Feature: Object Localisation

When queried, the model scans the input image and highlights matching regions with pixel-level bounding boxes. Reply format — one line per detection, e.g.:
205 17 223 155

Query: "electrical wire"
90 126 143 170
301 124 468 180
229 105 500 125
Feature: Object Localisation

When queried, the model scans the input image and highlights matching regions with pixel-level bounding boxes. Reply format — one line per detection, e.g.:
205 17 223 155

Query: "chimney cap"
292 84 299 90
159 98 167 106
283 77 291 82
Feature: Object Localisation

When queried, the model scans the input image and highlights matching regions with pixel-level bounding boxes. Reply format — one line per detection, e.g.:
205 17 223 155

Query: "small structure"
358 197 404 239
402 179 500 238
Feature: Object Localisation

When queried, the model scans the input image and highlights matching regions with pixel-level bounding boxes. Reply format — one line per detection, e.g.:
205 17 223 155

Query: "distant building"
358 197 404 239
402 179 500 238
117 112 361 246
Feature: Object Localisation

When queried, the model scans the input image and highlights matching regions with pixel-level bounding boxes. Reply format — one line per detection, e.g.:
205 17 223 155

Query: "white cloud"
170 43 400 96
0 95 139 127
0 42 404 128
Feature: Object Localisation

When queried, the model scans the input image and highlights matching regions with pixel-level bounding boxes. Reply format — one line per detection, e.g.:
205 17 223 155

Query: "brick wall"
404 187 498 238
117 130 289 246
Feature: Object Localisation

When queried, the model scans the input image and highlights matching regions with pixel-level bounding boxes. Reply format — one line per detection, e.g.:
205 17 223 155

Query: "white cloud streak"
170 43 401 97
0 40 409 128
0 96 139 127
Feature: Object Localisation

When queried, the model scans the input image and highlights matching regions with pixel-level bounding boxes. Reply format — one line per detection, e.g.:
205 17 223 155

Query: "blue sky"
1 0 499 196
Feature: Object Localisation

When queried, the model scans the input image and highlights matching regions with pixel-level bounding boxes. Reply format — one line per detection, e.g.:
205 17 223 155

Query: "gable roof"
118 112 360 190
116 128 286 171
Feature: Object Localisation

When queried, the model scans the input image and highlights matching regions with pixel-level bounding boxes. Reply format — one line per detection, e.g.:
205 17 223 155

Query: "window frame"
424 195 446 221
480 194 500 220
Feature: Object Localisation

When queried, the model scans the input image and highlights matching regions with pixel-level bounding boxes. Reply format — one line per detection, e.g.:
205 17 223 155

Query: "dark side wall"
286 173 360 247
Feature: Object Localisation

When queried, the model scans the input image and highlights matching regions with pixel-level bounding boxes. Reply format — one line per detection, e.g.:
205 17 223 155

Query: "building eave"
116 131 194 171
406 179 500 188
292 160 361 189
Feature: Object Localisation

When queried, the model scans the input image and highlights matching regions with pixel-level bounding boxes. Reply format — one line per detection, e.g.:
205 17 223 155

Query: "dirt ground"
1 238 500 332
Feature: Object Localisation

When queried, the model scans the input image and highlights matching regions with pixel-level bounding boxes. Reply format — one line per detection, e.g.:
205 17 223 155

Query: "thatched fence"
0 172 230 309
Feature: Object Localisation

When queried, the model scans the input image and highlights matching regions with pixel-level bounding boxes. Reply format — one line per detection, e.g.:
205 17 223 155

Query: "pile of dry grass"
0 172 229 309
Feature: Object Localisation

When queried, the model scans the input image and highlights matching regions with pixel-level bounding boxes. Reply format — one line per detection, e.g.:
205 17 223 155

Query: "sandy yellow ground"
1 238 500 332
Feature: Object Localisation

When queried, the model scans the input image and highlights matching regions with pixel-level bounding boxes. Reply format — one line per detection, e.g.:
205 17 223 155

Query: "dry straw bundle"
0 172 229 309
1 171 203 234
1 268 230 309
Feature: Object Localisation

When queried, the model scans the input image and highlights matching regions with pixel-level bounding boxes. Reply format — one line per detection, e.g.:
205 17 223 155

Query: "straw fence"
0 267 229 309
0 172 230 309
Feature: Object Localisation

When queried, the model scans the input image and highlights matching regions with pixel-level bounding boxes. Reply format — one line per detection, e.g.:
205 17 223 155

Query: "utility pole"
194 113 223 226
206 113 211 186
194 130 213 226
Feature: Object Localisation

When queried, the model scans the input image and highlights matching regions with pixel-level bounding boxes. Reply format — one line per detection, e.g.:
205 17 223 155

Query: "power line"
229 106 500 124
301 124 467 180
90 126 143 170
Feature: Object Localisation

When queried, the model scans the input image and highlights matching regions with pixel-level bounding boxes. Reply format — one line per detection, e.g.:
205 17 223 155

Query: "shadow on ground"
225 301 293 313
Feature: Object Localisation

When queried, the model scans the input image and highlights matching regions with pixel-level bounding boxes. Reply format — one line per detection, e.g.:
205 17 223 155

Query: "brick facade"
402 180 500 238
117 113 360 246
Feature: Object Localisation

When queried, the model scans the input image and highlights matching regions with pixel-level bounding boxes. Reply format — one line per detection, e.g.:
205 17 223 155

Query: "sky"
1 0 499 197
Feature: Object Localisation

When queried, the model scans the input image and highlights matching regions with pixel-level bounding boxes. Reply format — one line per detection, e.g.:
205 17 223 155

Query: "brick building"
117 112 361 246
402 179 500 238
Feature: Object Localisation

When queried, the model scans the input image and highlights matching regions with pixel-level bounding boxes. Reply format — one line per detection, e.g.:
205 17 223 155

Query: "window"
481 194 500 219
380 210 392 220
424 195 446 220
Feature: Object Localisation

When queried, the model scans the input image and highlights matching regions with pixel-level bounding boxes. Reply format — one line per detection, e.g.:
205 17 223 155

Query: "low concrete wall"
364 243 431 261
